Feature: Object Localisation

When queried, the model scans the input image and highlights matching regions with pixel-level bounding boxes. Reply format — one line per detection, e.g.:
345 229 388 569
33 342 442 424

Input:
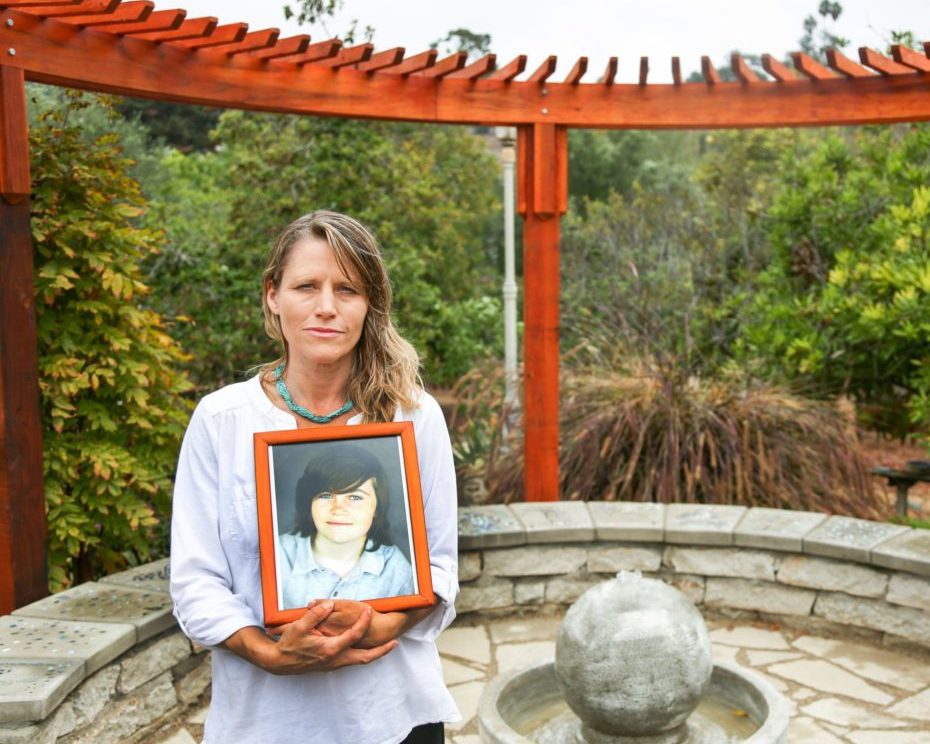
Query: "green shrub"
31 93 192 589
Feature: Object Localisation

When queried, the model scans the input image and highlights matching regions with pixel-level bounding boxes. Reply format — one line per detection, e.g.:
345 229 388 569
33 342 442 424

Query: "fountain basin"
478 659 790 744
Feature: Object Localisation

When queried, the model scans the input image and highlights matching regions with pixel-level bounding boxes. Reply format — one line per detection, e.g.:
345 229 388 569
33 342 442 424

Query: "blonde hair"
260 211 421 423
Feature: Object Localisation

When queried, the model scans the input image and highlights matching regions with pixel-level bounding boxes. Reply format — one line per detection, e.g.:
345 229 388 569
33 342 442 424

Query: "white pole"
496 127 519 407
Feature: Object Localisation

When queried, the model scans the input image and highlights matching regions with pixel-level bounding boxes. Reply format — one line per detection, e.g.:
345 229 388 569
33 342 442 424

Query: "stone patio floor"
158 611 930 744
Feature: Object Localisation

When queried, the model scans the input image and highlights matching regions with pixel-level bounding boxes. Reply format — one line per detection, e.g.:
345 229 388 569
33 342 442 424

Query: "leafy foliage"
30 92 192 589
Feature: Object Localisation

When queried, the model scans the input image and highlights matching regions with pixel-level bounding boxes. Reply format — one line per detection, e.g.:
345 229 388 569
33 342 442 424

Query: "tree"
30 92 192 589
799 1 848 61
431 28 492 58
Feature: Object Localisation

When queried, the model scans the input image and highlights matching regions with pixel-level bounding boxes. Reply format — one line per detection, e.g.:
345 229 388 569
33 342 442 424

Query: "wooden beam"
0 65 47 614
517 122 567 502
487 54 526 83
355 47 405 73
445 53 495 81
243 34 310 62
382 48 437 76
826 48 873 78
60 0 153 27
316 43 372 69
283 37 341 65
791 51 837 80
174 23 247 50
859 47 914 76
96 8 185 34
564 56 587 85
20 0 119 17
761 53 797 81
598 57 617 86
415 51 465 78
638 56 648 86
892 44 930 72
131 16 217 42
528 55 557 84
701 56 720 84
671 56 681 85
731 54 760 83
1 1 81 5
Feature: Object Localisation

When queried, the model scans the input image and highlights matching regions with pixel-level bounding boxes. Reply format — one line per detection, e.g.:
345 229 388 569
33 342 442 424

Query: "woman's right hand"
223 601 398 675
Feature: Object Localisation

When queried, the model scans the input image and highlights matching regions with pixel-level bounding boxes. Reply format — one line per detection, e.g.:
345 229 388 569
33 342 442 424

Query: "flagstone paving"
439 611 930 743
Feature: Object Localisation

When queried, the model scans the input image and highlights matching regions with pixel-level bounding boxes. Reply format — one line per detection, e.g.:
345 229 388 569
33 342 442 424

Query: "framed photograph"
254 421 434 627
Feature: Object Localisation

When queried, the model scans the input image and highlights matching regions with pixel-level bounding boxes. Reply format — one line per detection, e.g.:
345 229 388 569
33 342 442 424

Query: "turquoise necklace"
274 364 354 424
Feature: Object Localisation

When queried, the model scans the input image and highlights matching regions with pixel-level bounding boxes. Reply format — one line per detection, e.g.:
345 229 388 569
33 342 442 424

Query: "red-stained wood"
316 43 372 69
132 16 216 42
672 56 682 85
791 51 837 80
382 48 436 76
517 122 567 502
731 54 760 83
859 47 914 76
282 37 340 65
355 47 404 73
244 34 309 62
61 0 152 26
761 53 797 81
598 57 617 86
21 0 118 17
487 54 526 82
97 8 184 34
1 1 80 5
528 55 557 83
174 22 247 50
638 56 648 86
892 44 930 72
445 53 495 81
414 51 464 78
564 56 587 85
208 29 279 57
701 56 720 84
0 64 46 614
826 48 873 78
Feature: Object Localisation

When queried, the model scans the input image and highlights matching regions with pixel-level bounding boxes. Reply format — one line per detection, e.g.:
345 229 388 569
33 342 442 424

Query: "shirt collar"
288 536 386 577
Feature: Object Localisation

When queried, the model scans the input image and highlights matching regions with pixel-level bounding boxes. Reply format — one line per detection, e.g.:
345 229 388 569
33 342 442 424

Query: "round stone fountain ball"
555 573 713 738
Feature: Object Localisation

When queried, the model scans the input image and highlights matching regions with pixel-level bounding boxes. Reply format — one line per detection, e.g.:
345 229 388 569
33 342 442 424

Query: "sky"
174 0 928 82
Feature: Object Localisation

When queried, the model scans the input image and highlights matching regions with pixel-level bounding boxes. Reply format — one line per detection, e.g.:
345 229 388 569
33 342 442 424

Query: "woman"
279 443 415 607
170 211 460 744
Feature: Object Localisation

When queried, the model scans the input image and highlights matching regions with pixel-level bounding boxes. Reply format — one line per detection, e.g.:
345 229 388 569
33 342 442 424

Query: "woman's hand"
309 599 435 649
224 600 397 675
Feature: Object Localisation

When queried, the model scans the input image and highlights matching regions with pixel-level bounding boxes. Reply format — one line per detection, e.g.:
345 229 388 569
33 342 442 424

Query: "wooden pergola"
1 0 929 614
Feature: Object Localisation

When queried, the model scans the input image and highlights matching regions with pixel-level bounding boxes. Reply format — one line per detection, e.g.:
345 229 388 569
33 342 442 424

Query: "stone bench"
1 504 928 743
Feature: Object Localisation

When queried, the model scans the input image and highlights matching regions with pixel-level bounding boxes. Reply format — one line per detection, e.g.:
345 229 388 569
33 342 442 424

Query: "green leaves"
31 92 192 590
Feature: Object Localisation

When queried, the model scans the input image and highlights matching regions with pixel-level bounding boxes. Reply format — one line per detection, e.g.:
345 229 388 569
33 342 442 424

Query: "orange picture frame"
254 422 434 627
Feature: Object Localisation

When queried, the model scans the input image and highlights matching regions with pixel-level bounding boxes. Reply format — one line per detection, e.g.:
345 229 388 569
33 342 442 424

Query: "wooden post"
517 123 567 501
0 63 47 612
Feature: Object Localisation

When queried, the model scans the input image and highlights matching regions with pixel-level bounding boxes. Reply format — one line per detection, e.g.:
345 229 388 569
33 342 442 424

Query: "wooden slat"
316 43 372 69
859 47 914 76
528 55 557 83
826 48 873 78
445 53 495 81
487 54 526 82
174 23 247 50
0 65 28 199
731 54 761 83
415 51 464 78
132 17 216 42
638 56 648 86
598 57 617 86
701 56 720 84
19 0 118 17
671 56 681 85
761 53 797 81
244 34 309 62
60 0 152 26
355 46 404 73
382 48 436 76
0 1 81 6
791 51 837 80
280 37 340 65
564 56 587 85
892 44 930 72
200 28 278 57
97 8 184 34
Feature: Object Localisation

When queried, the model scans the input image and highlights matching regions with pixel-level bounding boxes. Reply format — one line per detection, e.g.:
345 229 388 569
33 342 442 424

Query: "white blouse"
169 375 461 744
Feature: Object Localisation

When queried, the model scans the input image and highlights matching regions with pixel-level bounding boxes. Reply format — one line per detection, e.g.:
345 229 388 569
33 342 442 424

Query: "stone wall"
1 503 928 740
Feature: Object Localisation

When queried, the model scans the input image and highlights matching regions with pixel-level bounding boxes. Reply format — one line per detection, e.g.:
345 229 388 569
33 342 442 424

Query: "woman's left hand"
306 599 432 648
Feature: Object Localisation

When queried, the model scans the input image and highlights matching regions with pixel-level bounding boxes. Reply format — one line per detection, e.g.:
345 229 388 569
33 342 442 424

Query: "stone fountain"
478 573 789 744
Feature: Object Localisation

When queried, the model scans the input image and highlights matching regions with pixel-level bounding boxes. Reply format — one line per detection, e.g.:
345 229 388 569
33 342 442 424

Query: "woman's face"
310 477 378 546
266 237 369 372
